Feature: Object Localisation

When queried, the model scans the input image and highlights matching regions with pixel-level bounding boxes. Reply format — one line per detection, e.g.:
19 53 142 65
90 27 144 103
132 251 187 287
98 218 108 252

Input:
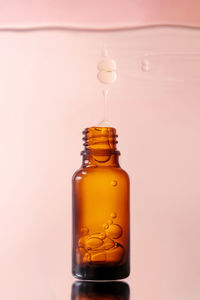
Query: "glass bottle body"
72 127 130 280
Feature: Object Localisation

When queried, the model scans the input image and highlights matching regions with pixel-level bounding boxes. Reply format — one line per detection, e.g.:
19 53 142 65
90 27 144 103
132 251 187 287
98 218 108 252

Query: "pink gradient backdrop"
0 0 200 29
0 27 200 300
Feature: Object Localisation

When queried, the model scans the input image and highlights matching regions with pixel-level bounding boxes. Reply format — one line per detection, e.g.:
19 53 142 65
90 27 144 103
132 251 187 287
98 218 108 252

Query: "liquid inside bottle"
72 126 130 280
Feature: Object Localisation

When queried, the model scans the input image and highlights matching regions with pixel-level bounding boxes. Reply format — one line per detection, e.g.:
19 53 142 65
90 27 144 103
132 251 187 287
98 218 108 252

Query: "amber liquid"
72 127 130 280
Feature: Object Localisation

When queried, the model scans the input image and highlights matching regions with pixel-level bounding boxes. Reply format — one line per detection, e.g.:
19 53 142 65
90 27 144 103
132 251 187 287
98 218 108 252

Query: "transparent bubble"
111 180 118 186
89 233 105 240
85 237 104 250
105 224 123 239
99 233 106 239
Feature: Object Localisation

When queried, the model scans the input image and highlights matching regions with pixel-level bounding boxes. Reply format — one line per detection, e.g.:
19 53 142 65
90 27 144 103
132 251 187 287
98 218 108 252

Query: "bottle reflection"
71 281 130 300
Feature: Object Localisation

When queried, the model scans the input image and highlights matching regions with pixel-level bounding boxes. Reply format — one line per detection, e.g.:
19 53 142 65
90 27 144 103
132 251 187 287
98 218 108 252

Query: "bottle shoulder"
72 166 129 182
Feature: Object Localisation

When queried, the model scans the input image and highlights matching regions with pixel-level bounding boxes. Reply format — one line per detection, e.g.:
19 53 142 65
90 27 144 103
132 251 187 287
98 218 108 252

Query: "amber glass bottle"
72 127 130 280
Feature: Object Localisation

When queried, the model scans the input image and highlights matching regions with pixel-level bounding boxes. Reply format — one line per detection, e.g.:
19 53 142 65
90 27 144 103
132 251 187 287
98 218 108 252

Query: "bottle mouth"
81 126 120 156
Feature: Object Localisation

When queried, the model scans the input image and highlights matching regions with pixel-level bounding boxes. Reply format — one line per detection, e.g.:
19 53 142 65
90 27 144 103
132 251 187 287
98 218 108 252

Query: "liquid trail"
98 88 112 127
103 88 109 121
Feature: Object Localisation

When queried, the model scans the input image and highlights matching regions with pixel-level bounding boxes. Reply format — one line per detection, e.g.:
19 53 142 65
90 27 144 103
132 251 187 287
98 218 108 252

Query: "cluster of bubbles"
76 213 124 264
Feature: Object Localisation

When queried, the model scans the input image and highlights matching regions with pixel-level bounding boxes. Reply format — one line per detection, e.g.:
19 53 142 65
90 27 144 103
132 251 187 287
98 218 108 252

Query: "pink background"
0 2 200 300
0 0 200 29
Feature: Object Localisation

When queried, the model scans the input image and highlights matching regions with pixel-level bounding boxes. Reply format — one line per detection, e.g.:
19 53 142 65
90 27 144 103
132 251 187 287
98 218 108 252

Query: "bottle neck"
81 127 120 168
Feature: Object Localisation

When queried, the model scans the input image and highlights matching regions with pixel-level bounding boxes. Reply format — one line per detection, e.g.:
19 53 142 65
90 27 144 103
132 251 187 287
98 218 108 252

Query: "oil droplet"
89 233 105 240
103 237 115 250
141 59 150 72
105 224 123 239
99 233 106 239
110 212 117 219
85 237 104 250
111 180 118 187
103 223 109 229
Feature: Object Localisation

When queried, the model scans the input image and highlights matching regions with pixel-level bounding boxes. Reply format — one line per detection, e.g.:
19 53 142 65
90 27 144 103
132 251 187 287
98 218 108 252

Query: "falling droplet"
111 180 118 186
141 58 150 72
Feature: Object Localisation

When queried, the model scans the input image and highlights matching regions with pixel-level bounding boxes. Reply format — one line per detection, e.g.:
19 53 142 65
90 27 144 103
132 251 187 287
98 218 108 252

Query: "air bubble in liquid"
103 223 109 229
110 212 117 219
85 237 104 250
105 224 123 239
111 180 118 186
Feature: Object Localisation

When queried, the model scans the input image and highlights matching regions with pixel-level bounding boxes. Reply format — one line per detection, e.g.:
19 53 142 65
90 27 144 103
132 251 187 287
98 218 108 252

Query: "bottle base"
72 263 130 280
